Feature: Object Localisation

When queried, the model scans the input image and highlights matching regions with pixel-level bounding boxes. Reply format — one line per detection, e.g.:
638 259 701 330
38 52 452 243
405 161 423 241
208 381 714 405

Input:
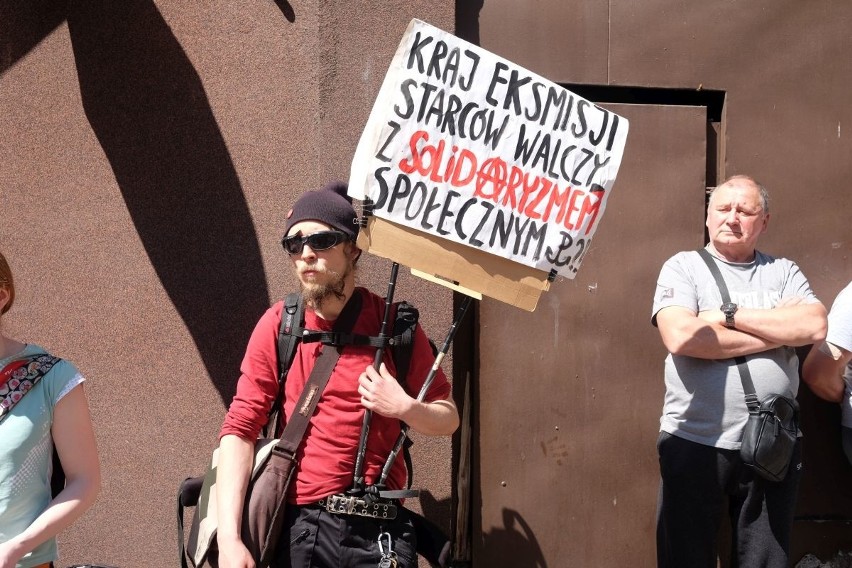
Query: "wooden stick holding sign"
358 216 545 311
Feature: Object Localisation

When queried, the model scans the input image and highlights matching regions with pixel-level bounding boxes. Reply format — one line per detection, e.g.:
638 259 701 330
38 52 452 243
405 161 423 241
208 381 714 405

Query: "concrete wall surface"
1 2 455 566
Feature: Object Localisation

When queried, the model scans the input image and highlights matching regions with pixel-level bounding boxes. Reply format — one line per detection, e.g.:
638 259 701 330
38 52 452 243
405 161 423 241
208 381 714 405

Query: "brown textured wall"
1 2 455 566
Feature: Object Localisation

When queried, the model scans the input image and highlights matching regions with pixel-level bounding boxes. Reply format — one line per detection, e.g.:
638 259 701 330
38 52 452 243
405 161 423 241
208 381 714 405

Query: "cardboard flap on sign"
358 217 550 312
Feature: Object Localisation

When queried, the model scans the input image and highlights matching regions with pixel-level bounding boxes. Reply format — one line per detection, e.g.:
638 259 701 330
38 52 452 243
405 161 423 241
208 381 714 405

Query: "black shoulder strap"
274 291 363 455
697 248 731 304
277 292 304 379
391 300 438 490
696 249 759 410
391 301 419 393
265 293 304 437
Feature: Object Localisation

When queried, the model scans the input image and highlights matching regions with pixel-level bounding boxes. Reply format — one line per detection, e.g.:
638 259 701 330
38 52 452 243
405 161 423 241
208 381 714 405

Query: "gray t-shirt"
825 282 852 427
651 248 819 449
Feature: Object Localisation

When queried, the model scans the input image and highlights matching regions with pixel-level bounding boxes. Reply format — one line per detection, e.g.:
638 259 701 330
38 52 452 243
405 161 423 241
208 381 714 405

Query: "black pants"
656 432 802 568
274 503 417 568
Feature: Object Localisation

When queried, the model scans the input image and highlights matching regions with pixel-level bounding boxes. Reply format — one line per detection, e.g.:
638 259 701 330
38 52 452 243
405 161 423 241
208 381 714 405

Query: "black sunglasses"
281 230 348 255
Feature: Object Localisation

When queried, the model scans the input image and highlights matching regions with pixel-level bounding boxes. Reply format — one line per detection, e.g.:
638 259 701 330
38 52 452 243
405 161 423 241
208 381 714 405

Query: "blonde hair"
0 251 14 315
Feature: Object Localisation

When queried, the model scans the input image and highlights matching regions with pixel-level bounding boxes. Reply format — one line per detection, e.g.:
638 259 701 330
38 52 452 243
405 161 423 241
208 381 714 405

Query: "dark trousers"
274 502 417 568
842 425 852 466
656 432 802 568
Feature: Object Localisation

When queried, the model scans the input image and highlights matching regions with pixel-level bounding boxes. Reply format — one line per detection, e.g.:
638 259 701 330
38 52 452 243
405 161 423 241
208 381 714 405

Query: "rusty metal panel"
607 3 852 560
608 1 852 274
477 0 610 84
609 1 852 92
467 0 852 564
475 103 707 566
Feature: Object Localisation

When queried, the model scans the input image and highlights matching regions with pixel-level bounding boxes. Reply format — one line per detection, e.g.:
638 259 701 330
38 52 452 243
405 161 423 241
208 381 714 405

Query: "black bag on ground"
739 393 799 482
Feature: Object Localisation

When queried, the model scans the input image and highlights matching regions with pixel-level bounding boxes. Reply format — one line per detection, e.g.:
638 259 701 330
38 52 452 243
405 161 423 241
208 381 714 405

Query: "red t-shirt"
219 287 451 504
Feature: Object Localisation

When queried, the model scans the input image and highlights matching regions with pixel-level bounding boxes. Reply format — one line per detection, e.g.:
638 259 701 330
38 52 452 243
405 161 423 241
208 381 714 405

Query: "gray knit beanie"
283 181 359 239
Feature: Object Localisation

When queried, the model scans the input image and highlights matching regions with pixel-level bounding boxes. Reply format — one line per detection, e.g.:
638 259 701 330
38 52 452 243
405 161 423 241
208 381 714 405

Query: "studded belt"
318 493 398 520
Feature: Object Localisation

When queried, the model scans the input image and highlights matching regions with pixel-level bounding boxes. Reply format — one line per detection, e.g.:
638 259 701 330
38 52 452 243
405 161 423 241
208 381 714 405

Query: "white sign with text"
351 19 629 279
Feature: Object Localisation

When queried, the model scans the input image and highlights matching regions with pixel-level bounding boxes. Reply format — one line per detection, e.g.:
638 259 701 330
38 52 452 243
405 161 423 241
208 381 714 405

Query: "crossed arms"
655 297 827 360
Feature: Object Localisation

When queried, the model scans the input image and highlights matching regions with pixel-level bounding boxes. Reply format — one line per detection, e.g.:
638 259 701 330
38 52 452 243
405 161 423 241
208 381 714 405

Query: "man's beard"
300 261 352 308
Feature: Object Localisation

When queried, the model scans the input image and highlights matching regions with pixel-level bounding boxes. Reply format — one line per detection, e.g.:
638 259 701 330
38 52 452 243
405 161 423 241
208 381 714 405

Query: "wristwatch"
721 302 738 328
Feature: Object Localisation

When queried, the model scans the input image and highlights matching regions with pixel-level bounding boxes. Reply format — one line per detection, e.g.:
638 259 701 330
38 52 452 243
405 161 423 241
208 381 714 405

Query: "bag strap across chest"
696 248 760 411
0 354 61 424
271 291 362 449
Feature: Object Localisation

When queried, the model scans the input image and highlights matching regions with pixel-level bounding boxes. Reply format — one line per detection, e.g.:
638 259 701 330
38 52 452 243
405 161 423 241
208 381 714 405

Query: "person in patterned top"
0 250 101 568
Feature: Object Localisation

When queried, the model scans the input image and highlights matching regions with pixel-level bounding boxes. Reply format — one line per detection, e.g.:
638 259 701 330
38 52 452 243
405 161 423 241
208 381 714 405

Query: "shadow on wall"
64 0 272 403
481 508 548 568
0 0 67 75
272 0 295 22
3 0 300 403
454 0 484 45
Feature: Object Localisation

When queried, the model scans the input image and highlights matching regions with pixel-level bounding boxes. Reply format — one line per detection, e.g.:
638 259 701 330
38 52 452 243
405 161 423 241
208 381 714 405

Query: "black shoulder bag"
697 248 799 482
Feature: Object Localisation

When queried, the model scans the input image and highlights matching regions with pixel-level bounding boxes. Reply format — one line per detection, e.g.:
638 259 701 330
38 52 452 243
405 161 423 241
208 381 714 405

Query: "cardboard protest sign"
350 19 628 310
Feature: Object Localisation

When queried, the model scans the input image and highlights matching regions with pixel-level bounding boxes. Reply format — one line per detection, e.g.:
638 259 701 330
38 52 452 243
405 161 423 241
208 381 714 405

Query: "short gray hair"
709 175 770 214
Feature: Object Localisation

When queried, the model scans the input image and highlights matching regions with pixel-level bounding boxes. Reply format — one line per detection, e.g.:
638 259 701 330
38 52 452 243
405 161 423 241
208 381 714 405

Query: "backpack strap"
391 301 421 490
391 301 419 394
267 294 427 493
298 330 393 349
277 292 305 380
265 293 304 438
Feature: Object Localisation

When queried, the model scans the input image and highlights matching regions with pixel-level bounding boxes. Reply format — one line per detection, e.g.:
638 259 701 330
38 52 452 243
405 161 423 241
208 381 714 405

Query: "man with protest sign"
651 175 827 567
215 181 459 568
802 280 852 465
